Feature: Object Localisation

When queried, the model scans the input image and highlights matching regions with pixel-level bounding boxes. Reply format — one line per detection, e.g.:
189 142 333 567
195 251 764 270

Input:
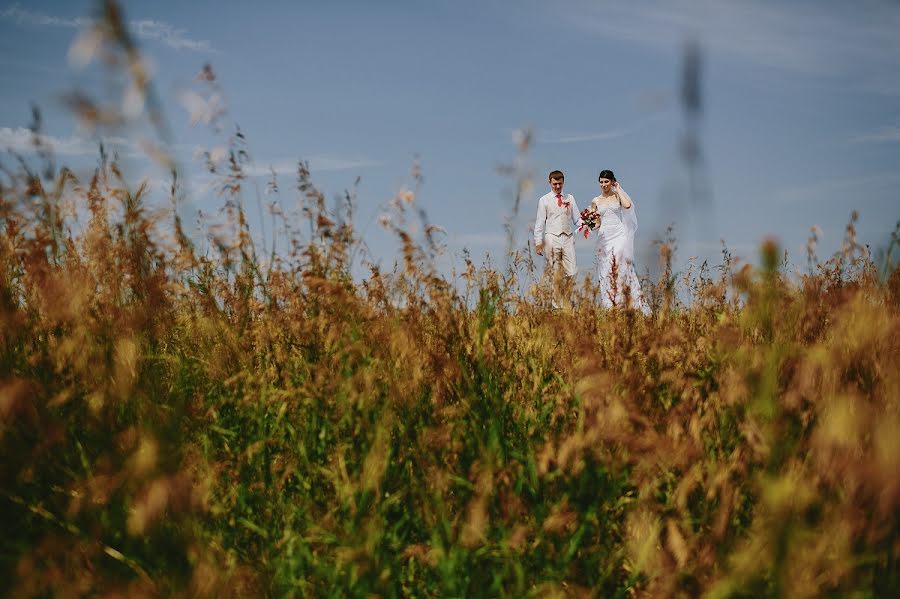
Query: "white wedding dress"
590 189 648 312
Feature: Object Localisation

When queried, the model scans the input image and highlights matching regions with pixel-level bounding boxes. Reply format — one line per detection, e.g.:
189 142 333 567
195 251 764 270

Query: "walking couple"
533 169 647 312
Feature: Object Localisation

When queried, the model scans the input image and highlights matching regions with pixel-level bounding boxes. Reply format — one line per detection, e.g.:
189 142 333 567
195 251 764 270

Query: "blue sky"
2 0 899 279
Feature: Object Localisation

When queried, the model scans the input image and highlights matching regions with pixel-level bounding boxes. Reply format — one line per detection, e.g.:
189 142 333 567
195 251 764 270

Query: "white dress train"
591 189 648 312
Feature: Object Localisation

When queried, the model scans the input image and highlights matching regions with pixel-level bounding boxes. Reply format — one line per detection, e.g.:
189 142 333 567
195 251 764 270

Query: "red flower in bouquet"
577 206 601 238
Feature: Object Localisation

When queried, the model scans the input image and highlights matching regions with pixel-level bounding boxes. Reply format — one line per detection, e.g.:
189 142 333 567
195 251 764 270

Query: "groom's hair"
548 170 564 181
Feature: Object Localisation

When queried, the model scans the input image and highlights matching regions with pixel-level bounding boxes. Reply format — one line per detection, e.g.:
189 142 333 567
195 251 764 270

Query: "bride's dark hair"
598 169 616 182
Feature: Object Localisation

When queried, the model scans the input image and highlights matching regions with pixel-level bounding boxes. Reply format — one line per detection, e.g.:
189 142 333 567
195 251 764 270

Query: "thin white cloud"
858 75 900 98
540 129 630 144
306 157 382 172
243 157 382 177
773 172 900 203
450 232 506 247
130 19 214 53
687 240 755 256
1 4 215 53
563 0 900 77
0 4 88 28
851 126 900 143
0 126 136 157
540 113 665 144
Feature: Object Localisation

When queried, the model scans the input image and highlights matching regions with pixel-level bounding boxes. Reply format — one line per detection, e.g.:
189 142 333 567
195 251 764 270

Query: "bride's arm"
614 184 633 209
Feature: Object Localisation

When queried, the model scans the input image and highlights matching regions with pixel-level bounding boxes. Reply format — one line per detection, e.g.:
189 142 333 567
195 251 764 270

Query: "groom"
534 169 582 282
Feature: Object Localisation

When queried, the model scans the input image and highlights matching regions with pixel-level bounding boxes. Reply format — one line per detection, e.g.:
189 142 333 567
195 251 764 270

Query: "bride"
590 170 648 312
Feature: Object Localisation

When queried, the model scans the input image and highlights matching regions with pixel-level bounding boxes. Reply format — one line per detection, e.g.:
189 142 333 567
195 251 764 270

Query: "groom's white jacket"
534 192 582 246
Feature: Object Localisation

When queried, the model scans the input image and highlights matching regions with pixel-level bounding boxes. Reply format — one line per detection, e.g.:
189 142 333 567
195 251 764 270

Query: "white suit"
533 191 582 277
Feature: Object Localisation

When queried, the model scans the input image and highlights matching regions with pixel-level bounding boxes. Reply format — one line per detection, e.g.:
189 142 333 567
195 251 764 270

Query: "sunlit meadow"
1 2 899 597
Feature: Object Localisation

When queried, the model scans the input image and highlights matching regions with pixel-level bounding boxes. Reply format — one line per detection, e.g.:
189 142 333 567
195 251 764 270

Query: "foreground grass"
1 144 898 598
2 1 899 593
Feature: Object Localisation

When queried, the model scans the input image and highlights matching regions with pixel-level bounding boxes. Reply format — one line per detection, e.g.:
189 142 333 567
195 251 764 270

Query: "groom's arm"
570 196 583 230
533 197 546 255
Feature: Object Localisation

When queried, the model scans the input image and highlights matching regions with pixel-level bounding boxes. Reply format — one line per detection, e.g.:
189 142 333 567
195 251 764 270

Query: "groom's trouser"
544 233 576 277
543 233 576 308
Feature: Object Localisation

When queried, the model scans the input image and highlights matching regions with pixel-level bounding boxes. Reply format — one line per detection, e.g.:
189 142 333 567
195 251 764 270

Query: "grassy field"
2 142 898 598
2 4 900 597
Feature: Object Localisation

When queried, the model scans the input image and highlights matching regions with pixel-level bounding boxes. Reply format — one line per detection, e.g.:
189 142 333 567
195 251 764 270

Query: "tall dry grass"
1 2 899 597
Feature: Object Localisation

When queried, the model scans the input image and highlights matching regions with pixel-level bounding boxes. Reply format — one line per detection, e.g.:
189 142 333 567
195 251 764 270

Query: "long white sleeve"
569 196 582 230
533 197 547 246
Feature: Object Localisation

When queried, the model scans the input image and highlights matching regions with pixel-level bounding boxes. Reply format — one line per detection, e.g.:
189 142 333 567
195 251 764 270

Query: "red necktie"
556 194 563 207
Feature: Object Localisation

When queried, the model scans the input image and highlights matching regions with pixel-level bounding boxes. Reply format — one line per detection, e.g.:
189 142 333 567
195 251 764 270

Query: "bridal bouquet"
578 206 601 238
